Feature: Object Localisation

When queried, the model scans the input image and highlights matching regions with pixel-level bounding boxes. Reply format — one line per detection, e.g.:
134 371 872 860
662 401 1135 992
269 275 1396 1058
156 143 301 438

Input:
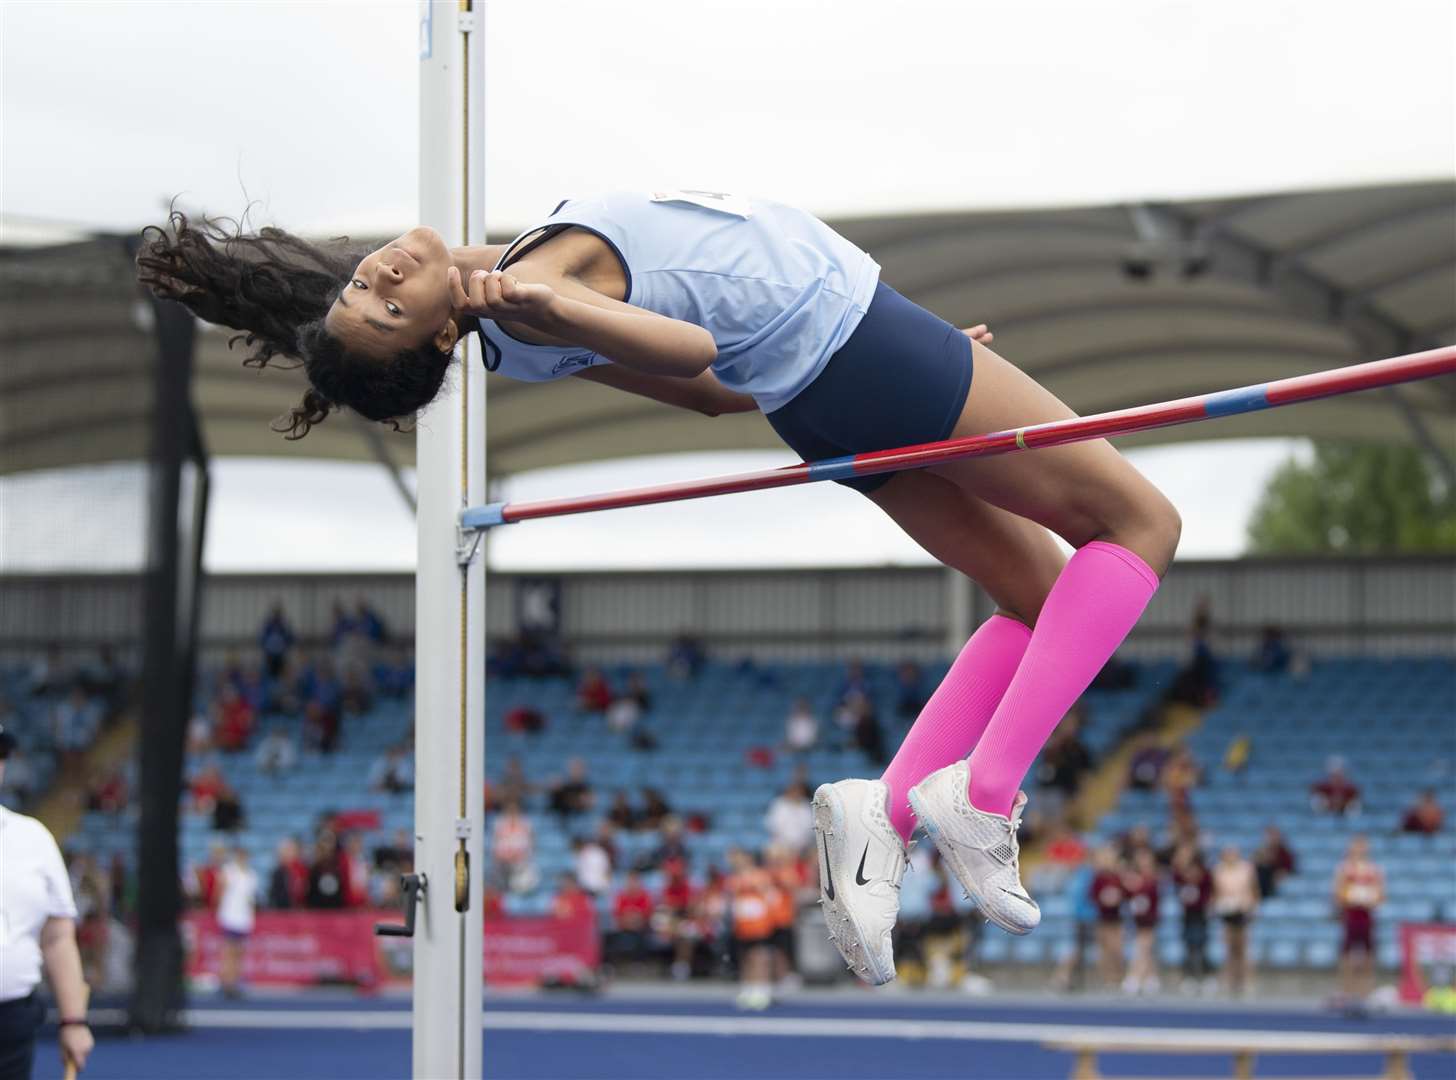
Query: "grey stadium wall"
1 557 1453 666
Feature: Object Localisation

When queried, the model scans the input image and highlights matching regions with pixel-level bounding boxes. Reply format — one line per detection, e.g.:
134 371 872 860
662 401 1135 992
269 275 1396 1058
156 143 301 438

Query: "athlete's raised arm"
572 364 758 417
449 266 717 378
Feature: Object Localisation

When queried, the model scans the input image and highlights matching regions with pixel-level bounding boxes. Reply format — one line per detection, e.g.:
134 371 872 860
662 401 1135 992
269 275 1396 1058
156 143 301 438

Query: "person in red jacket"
194 843 227 910
608 871 656 968
189 764 226 814
213 684 256 752
551 874 594 922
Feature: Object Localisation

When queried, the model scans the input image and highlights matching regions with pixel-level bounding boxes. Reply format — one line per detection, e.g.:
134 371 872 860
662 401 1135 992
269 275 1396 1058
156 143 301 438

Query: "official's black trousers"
0 992 42 1080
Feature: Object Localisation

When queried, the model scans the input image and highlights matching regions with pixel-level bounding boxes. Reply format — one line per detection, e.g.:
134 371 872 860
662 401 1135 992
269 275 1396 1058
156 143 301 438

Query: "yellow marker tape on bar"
1015 429 1027 450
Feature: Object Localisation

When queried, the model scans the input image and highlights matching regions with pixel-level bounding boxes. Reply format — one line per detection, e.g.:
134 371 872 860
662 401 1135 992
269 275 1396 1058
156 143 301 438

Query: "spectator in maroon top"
576 669 613 714
661 866 693 914
1401 790 1444 835
1171 845 1213 989
213 683 256 752
303 698 341 755
1252 825 1298 898
1089 846 1126 989
1122 849 1161 994
1160 749 1201 815
87 765 129 816
1311 757 1361 817
502 704 545 735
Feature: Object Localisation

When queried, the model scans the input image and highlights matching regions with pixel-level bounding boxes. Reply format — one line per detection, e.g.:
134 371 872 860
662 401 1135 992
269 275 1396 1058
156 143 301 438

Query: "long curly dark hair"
135 210 454 439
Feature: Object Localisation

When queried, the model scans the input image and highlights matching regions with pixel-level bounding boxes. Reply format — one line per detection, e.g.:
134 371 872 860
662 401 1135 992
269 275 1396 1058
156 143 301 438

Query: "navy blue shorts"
766 282 973 494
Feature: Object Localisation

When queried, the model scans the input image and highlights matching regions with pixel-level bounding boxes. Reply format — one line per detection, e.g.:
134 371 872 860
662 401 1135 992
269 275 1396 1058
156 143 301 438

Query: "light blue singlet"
476 189 881 413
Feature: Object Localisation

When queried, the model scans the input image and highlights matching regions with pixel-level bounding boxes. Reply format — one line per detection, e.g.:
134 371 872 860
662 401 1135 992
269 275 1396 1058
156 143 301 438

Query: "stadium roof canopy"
3 180 1453 486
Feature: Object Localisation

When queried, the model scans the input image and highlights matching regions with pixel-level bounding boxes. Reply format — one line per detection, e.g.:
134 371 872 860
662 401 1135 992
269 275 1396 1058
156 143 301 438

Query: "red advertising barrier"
1399 922 1456 1006
184 911 383 988
483 913 600 987
185 909 599 990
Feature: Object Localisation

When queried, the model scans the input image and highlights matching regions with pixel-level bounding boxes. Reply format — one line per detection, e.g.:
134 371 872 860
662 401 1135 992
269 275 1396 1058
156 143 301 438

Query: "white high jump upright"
415 2 486 1078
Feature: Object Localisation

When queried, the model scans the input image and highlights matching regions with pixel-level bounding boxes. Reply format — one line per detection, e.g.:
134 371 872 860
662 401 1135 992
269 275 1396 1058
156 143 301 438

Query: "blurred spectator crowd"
10 591 1451 1012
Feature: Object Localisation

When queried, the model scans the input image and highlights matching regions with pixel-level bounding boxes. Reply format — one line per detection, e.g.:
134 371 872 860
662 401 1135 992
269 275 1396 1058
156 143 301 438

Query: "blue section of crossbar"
1203 384 1270 417
460 503 507 529
805 455 859 482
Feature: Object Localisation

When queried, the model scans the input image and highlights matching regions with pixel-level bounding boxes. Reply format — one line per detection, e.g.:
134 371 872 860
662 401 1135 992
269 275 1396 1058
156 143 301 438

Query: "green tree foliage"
1246 443 1456 554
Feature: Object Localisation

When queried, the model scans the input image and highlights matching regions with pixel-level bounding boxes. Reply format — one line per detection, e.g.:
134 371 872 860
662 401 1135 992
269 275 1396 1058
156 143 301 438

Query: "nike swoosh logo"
821 831 835 901
999 888 1037 908
855 843 873 887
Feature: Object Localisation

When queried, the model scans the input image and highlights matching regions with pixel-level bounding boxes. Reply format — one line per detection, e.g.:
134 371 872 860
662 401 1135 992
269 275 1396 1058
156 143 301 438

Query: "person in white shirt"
490 801 536 894
215 847 258 999
764 782 815 853
573 837 612 897
0 724 93 1077
783 699 818 755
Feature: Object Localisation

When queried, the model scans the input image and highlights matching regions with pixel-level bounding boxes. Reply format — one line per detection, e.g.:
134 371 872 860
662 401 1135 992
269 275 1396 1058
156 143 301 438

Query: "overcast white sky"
2 1 1451 571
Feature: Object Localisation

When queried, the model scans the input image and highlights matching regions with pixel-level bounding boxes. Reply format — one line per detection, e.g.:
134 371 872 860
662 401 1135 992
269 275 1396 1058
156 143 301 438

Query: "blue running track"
34 992 1456 1080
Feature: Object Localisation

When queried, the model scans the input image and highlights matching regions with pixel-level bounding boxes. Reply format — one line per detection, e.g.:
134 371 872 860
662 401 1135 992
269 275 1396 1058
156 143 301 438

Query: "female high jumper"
138 189 1180 984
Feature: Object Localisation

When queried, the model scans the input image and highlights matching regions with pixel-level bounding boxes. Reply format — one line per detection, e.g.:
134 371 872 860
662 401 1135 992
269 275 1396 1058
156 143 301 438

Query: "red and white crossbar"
460 344 1456 531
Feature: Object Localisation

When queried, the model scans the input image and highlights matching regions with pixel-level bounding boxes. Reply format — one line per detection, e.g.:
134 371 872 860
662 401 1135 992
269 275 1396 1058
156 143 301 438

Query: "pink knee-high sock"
967 541 1160 817
880 614 1032 841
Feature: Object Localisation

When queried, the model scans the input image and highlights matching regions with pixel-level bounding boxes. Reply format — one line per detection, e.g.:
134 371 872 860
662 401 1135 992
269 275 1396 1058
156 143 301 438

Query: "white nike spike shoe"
811 778 908 986
908 760 1040 935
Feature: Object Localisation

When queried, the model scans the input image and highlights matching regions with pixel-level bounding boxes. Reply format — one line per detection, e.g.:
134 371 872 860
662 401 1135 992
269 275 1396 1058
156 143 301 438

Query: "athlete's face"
324 226 456 357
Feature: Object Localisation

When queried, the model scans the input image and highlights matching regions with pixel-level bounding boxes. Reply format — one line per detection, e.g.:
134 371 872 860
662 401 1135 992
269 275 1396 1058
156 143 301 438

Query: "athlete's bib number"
650 189 752 219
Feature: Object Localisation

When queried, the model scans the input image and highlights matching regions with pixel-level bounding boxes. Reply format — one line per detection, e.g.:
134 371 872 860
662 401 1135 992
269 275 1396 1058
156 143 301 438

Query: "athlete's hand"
450 267 558 328
962 323 994 345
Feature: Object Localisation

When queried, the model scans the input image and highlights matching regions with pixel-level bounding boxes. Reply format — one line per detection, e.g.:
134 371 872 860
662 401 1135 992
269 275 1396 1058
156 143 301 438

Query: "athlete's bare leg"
869 469 1066 626
927 342 1181 576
